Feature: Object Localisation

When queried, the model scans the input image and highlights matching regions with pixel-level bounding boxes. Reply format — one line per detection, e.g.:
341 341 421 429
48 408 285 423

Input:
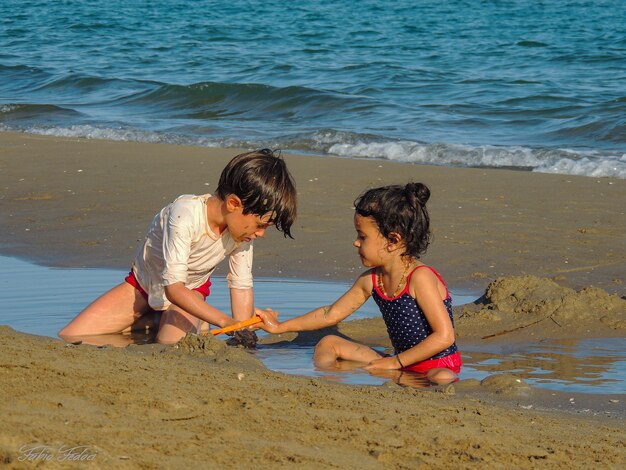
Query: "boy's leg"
155 291 206 345
58 282 150 340
313 335 382 367
122 311 162 333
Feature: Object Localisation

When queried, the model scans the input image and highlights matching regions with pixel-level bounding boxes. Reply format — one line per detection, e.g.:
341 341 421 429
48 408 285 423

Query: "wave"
114 81 363 121
307 132 626 179
0 66 363 120
4 125 624 179
0 103 82 120
2 63 624 179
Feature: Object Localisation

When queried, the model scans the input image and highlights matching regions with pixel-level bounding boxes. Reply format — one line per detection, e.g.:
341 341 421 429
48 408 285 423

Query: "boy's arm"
226 242 254 321
164 282 235 328
230 288 254 321
256 271 372 334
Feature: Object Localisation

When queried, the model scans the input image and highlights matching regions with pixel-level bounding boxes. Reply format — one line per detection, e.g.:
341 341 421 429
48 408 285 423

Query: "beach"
1 132 625 468
2 132 624 291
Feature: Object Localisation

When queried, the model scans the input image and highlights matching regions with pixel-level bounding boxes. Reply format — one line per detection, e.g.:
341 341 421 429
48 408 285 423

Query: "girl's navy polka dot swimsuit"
371 265 458 360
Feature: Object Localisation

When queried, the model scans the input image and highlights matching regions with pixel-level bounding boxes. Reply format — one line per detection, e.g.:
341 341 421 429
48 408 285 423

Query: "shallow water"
1 254 624 394
461 338 626 394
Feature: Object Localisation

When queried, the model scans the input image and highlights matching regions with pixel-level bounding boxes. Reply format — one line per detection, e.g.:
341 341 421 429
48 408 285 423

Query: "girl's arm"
164 283 236 328
365 268 455 370
256 271 372 334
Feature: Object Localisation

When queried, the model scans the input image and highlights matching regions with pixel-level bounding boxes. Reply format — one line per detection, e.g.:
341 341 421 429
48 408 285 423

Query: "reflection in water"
253 346 433 388
366 369 434 389
69 330 157 348
460 338 626 394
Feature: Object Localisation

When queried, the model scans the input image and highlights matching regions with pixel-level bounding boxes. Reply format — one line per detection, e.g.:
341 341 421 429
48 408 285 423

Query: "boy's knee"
156 309 199 345
58 324 81 341
57 327 71 341
160 309 193 330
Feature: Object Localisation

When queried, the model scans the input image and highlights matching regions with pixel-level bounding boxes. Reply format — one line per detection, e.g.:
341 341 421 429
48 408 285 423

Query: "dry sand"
1 132 625 468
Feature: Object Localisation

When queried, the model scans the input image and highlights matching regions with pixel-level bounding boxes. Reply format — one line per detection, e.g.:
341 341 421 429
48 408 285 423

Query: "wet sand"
1 132 625 468
1 326 624 468
1 132 624 292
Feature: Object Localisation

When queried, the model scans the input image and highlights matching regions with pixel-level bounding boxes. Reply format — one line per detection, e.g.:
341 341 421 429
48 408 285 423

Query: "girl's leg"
425 367 457 385
313 335 382 368
58 282 150 340
155 291 205 345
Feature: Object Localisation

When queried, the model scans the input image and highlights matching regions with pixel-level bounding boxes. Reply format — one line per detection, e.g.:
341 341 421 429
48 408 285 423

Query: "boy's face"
230 211 274 243
225 195 274 243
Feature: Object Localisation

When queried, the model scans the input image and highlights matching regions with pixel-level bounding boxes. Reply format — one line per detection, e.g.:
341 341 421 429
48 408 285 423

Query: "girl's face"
353 214 389 267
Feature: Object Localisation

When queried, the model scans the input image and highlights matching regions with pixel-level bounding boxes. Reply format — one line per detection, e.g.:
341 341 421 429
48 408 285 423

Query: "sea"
1 0 625 178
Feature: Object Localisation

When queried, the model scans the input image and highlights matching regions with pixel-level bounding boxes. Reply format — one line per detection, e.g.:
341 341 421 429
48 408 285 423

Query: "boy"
59 149 297 345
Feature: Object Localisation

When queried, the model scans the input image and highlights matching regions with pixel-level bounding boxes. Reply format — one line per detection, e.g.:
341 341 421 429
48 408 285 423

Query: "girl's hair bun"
355 182 432 258
405 182 430 206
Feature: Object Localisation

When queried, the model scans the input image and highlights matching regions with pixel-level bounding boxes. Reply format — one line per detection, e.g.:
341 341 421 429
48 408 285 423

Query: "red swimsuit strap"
371 265 449 300
406 265 450 299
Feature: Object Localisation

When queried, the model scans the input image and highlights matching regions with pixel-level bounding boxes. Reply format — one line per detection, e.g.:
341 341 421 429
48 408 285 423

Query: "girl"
256 183 461 384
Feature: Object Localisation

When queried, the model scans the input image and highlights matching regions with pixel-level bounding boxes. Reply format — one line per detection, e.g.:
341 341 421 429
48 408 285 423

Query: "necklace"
377 259 412 298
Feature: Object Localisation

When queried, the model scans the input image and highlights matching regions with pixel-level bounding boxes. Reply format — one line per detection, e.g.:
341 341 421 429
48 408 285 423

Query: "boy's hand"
364 356 402 371
254 307 282 334
225 330 258 349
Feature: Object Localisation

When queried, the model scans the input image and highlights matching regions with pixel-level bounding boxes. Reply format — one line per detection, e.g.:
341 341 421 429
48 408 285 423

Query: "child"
59 149 297 345
256 183 461 384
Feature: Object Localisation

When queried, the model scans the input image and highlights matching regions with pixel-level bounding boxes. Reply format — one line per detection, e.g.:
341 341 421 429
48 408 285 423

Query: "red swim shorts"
124 270 212 303
403 351 462 374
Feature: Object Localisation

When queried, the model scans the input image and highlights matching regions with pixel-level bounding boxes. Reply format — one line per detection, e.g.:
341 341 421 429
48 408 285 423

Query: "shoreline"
1 131 625 293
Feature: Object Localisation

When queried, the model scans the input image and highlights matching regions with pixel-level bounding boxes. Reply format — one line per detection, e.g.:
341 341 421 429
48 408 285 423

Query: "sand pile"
457 276 626 340
173 333 264 371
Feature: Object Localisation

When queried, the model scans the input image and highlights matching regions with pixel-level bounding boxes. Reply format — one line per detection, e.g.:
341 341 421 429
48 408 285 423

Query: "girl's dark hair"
217 149 297 238
354 182 431 258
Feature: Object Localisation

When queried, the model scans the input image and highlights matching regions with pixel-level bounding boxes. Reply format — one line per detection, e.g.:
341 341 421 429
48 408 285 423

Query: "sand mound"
480 374 532 397
456 276 626 340
173 333 264 370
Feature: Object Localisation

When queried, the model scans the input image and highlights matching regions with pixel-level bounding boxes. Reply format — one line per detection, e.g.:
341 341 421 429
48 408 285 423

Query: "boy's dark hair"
354 182 431 258
217 149 297 238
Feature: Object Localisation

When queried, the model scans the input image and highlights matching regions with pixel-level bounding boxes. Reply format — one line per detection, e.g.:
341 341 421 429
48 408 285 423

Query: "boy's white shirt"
132 194 253 310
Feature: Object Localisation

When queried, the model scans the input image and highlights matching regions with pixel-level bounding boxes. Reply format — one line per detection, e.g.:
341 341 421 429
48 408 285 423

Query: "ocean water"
1 0 625 178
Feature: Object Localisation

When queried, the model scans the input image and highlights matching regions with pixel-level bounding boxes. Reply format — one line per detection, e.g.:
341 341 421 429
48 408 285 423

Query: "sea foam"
4 124 625 179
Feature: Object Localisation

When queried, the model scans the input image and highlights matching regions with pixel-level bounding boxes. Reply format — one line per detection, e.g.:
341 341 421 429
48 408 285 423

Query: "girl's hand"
364 356 402 371
254 307 282 334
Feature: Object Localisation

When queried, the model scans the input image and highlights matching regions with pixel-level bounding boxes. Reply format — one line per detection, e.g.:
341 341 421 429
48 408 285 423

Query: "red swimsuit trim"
124 270 212 302
402 351 462 374
372 265 450 301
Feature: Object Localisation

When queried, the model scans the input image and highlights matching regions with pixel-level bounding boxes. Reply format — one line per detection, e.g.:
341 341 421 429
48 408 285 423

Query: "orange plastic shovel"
210 314 263 336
